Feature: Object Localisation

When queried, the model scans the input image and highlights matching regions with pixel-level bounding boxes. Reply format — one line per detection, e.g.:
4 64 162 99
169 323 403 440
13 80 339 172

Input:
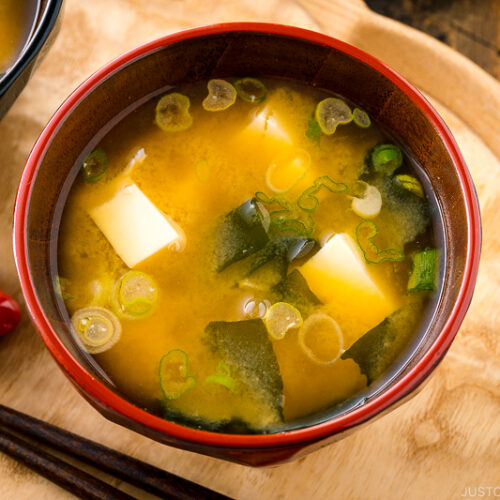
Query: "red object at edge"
0 291 21 337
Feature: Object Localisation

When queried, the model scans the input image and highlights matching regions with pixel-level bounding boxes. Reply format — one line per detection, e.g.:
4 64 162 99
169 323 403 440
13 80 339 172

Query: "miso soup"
57 78 442 432
0 0 38 74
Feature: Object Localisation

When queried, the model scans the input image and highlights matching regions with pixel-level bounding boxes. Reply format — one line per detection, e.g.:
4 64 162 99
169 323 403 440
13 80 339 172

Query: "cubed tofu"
300 233 399 348
89 183 184 268
237 105 293 161
266 149 310 193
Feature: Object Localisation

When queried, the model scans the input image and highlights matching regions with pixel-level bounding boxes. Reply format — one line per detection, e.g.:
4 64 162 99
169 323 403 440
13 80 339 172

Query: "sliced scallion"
111 271 158 320
298 313 344 365
54 276 73 301
263 302 303 340
352 108 371 128
305 119 322 146
194 159 210 183
255 192 315 237
82 149 107 183
202 79 237 111
370 144 403 176
271 216 314 237
203 362 237 392
234 78 267 103
159 349 196 400
393 174 425 198
315 97 352 135
351 181 382 219
265 149 310 193
408 248 439 292
355 220 405 264
71 307 121 354
243 298 270 319
297 175 348 213
89 275 114 307
155 93 193 132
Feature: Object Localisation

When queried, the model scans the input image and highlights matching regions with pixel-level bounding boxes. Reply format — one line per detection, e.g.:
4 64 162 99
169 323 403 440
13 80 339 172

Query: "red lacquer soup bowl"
13 23 481 466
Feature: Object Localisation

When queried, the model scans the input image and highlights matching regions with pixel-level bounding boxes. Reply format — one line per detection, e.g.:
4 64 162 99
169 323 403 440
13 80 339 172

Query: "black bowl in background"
0 0 63 121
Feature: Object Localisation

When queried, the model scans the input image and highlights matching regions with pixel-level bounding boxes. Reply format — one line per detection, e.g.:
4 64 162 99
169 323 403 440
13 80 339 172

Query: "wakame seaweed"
159 402 260 434
214 198 270 271
271 269 322 317
245 236 316 277
341 302 421 384
205 319 283 421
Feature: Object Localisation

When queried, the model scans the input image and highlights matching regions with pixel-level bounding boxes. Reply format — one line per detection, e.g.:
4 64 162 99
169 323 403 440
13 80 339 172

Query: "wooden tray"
0 1 498 498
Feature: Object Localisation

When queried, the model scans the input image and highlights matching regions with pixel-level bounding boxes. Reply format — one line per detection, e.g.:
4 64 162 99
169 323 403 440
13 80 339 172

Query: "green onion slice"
370 144 403 176
54 276 73 301
265 149 310 193
315 97 352 135
71 307 121 354
255 192 315 237
155 93 193 132
393 174 425 198
351 181 382 219
194 159 210 182
234 77 267 103
297 175 348 213
298 313 344 365
82 149 107 183
159 349 196 400
305 119 322 146
243 298 271 318
272 216 314 237
408 248 439 293
89 275 114 307
111 271 158 320
203 362 237 392
352 108 371 128
264 302 303 340
355 220 405 264
202 79 237 111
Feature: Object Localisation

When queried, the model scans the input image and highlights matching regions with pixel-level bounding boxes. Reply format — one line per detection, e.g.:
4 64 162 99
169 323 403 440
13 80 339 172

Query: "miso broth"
57 78 441 432
0 0 38 74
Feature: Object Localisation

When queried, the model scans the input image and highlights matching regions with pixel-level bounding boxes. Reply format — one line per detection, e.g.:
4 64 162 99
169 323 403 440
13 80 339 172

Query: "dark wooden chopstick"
0 404 230 500
0 427 135 500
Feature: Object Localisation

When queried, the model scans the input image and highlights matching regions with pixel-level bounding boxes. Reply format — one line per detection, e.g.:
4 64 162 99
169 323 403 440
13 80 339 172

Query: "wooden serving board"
0 1 498 498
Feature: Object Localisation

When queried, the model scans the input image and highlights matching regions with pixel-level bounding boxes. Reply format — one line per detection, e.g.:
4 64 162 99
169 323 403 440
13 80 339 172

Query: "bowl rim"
0 0 63 96
13 22 481 449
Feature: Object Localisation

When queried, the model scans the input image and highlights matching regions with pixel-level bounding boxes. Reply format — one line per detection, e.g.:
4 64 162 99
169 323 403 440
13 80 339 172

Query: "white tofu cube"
244 106 292 144
300 233 399 348
89 183 184 268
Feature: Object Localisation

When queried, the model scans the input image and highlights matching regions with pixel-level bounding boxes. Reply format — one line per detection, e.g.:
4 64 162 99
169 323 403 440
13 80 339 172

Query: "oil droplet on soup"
58 78 440 432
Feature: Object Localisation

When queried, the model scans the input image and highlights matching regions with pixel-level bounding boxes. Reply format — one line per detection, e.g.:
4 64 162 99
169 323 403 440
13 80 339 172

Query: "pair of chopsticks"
0 404 230 499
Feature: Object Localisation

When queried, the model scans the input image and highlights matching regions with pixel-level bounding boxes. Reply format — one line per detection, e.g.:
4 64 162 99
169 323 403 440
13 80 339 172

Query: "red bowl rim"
13 22 481 449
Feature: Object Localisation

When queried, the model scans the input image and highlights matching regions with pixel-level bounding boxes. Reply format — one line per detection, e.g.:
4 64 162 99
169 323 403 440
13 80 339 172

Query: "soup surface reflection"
58 78 441 432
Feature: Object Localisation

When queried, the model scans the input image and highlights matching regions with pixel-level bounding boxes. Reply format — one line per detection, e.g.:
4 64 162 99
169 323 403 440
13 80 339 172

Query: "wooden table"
366 0 500 80
0 1 499 498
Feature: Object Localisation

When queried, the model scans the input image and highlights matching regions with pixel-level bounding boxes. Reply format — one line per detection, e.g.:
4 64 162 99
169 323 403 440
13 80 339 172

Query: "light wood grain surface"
0 1 498 499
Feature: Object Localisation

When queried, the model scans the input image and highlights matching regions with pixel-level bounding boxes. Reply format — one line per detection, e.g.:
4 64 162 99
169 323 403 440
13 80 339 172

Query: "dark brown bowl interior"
24 30 470 459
